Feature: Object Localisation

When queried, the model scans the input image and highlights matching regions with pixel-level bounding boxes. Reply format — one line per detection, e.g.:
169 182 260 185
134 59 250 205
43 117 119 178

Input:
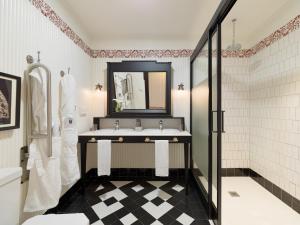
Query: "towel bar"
25 53 53 157
144 137 178 143
87 137 179 143
88 137 124 143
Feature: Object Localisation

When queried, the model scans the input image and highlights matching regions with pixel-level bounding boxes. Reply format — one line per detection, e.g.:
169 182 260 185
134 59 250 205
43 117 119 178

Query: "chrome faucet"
159 120 163 130
136 119 141 127
114 120 120 130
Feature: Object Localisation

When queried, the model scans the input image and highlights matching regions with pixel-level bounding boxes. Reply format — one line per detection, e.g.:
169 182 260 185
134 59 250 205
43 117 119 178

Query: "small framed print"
0 72 21 131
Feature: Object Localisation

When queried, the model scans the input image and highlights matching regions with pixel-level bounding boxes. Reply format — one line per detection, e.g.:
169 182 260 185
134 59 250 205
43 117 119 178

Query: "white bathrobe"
24 137 62 212
24 68 62 212
59 74 80 185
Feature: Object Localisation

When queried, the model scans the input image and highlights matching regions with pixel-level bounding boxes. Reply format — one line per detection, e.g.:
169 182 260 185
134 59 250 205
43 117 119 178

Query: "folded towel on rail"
155 140 169 177
97 140 112 176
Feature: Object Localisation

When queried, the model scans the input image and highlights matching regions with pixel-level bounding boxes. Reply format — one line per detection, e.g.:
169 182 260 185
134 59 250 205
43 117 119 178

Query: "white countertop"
79 128 191 137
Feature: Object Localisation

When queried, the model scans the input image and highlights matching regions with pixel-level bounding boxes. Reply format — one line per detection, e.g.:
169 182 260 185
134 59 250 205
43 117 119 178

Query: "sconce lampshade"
178 83 184 90
95 83 103 91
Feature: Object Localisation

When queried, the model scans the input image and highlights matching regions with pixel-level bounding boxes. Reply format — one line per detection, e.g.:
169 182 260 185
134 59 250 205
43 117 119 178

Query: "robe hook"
37 51 41 63
60 70 65 77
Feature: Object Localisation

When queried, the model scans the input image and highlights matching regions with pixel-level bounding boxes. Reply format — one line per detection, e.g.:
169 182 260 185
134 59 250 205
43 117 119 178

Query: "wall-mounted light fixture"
178 83 184 90
95 83 103 91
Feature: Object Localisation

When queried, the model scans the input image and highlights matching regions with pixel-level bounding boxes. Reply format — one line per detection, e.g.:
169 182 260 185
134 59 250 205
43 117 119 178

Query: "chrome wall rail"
25 52 53 157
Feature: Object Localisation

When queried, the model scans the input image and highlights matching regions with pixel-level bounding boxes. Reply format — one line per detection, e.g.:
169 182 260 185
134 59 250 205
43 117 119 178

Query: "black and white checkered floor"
54 180 210 225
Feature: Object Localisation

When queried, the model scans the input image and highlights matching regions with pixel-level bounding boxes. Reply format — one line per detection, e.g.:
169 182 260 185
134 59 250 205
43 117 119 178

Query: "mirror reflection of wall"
113 72 166 111
148 72 166 110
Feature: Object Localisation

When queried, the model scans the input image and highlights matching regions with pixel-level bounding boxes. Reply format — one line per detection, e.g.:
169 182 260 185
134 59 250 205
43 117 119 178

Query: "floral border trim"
32 0 93 56
31 0 193 58
91 49 193 58
222 15 300 58
31 0 299 59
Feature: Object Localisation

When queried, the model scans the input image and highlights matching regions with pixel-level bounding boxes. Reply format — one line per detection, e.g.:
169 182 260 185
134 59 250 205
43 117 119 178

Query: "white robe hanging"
59 74 80 185
24 68 62 212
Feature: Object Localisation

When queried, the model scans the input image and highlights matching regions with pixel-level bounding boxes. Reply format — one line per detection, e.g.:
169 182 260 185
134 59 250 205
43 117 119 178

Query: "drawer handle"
173 137 178 142
145 137 150 142
118 137 124 142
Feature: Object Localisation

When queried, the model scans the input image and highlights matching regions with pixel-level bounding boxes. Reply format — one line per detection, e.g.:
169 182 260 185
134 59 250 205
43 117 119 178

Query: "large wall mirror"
107 61 171 117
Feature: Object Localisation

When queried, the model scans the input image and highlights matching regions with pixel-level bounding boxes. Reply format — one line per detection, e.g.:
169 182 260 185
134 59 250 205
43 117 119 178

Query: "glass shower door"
192 42 210 203
211 26 222 224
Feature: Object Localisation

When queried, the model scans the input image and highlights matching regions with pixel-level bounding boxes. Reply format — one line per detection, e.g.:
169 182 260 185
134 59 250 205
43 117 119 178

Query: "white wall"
0 0 93 168
0 0 93 221
88 57 190 169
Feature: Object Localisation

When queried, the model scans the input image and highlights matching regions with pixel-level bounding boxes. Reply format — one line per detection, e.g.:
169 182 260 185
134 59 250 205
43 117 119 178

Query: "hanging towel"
97 140 112 176
24 137 62 212
60 126 80 185
155 140 169 177
29 68 47 135
59 74 76 119
59 74 80 185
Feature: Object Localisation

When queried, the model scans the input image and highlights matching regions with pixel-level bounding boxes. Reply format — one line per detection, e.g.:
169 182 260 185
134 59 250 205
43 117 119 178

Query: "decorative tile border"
222 15 300 58
32 0 93 57
31 0 299 59
222 168 300 214
91 49 193 58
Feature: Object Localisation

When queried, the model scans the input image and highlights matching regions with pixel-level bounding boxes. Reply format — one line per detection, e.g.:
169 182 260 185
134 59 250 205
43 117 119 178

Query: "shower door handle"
211 110 225 133
221 110 225 133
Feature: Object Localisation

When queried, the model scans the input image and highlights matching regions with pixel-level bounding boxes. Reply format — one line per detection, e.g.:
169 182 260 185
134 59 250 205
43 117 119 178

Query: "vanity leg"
80 142 87 194
184 143 189 195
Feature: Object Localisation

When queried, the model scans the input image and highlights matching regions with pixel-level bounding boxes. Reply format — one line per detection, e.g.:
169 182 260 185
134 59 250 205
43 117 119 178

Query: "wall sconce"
178 83 184 90
95 83 103 91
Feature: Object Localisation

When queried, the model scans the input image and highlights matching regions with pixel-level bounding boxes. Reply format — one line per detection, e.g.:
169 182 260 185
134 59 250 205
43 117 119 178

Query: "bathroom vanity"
78 117 192 194
79 60 191 194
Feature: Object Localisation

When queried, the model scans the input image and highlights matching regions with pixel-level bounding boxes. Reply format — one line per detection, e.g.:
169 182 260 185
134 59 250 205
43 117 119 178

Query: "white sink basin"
141 128 181 135
142 129 163 134
114 128 135 135
162 129 181 134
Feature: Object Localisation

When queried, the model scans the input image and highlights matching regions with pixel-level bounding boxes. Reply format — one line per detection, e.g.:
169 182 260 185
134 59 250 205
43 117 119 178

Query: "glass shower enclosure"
191 24 223 225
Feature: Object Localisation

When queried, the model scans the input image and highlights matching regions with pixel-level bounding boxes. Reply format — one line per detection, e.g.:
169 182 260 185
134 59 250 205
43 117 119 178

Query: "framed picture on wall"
0 72 21 131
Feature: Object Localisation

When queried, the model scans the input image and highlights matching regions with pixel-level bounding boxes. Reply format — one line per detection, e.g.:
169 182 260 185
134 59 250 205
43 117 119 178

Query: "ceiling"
59 0 220 48
58 0 295 49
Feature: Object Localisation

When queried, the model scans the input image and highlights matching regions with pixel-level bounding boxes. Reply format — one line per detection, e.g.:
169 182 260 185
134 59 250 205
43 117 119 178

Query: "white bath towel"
59 74 76 119
97 140 112 176
60 127 80 185
24 137 62 212
29 68 47 135
155 140 169 177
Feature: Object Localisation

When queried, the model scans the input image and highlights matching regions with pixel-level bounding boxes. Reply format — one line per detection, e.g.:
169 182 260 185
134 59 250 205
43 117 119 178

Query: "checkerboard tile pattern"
54 180 210 225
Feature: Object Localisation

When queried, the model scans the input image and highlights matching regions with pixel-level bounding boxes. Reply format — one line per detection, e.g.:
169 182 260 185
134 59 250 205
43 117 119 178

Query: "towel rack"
25 52 53 157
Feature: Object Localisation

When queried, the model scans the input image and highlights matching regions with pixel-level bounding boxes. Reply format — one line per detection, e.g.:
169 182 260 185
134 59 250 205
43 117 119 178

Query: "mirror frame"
107 60 172 117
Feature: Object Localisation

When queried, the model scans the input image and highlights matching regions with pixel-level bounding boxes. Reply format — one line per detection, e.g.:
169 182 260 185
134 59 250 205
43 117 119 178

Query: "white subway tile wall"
250 28 300 199
222 27 300 200
222 58 250 169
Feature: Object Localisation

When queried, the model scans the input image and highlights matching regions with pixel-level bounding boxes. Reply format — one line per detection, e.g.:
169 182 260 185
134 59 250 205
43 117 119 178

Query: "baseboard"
222 168 300 214
222 168 250 177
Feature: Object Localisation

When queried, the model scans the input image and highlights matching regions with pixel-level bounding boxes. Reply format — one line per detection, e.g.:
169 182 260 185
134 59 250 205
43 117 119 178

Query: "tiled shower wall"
249 27 300 199
222 23 300 199
222 58 250 168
